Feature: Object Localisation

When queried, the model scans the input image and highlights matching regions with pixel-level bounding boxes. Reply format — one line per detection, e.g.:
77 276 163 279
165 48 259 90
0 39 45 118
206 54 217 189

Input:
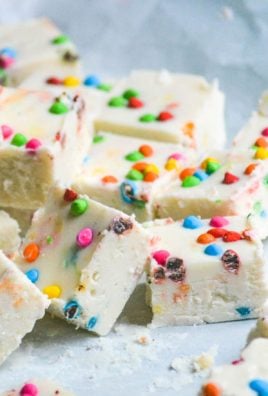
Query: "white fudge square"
95 70 226 149
0 379 75 396
0 251 49 365
16 187 149 336
73 132 195 222
201 339 268 396
0 210 20 255
154 150 266 221
0 86 90 209
145 215 268 327
0 18 81 86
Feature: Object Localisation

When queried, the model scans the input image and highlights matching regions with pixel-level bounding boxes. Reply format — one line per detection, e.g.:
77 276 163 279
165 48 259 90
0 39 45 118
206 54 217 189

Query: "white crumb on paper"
221 6 234 21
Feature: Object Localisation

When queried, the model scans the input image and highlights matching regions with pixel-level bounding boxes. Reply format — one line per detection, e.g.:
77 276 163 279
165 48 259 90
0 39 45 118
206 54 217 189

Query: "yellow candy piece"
145 163 160 175
152 304 163 314
165 158 180 171
43 285 61 299
255 147 268 160
63 76 81 87
200 157 218 169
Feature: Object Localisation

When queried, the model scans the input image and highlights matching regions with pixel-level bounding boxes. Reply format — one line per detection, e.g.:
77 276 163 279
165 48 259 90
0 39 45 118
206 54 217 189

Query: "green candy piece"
253 201 263 214
52 35 70 45
10 133 27 147
206 161 221 175
97 83 112 92
182 176 201 188
46 235 53 244
93 135 106 144
125 151 144 162
263 175 268 186
70 198 89 216
108 96 127 107
126 169 144 181
49 101 69 115
139 114 157 123
123 88 139 100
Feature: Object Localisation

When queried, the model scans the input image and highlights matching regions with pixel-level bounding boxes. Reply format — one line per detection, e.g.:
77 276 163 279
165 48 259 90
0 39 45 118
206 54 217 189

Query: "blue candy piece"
193 169 208 182
120 180 137 204
0 47 16 58
182 215 203 229
25 268 39 283
64 300 82 319
261 209 268 218
204 244 223 256
236 306 251 317
87 316 98 329
84 74 101 87
249 379 268 395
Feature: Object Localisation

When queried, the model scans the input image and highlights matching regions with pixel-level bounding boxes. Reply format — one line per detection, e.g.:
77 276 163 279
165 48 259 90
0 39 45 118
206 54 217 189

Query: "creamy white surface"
0 210 20 254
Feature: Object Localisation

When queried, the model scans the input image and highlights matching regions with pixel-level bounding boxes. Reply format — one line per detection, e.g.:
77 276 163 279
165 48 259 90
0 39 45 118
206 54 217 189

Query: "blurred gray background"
1 0 268 142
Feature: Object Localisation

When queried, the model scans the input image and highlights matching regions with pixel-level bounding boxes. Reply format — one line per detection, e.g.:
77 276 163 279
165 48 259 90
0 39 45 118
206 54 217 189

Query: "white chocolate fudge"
0 86 90 209
0 207 34 236
0 18 81 86
20 69 115 119
95 70 226 149
1 379 74 396
73 132 195 222
201 339 268 396
154 150 266 222
0 251 49 365
0 210 20 255
145 215 268 327
16 187 149 336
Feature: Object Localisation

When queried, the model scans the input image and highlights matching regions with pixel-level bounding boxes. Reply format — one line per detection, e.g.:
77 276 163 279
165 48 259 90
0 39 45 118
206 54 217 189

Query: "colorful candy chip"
139 144 153 157
249 379 268 395
46 76 63 85
128 97 144 108
255 147 268 160
123 88 139 100
49 101 69 115
206 160 221 175
209 216 229 228
25 268 39 283
43 285 61 299
20 383 38 396
152 250 170 266
202 382 221 396
182 175 201 187
76 227 93 248
84 74 101 87
120 181 137 203
204 244 223 256
222 231 241 243
158 111 173 121
244 163 258 175
10 133 27 147
64 188 78 202
125 150 144 162
26 138 42 151
221 249 240 274
87 316 98 329
1 124 13 140
236 306 251 316
222 172 240 184
139 113 157 122
126 169 144 181
101 175 118 183
23 243 40 263
197 233 215 244
52 35 70 44
183 216 203 229
108 96 127 107
64 300 82 319
70 198 89 216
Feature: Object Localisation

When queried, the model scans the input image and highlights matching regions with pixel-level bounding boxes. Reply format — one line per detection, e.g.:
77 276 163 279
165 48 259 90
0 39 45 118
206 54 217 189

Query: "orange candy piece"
132 162 148 172
179 167 196 180
23 243 40 263
143 172 159 182
139 144 154 157
202 383 221 396
182 122 195 138
244 163 258 175
197 233 215 244
255 137 268 148
101 175 118 183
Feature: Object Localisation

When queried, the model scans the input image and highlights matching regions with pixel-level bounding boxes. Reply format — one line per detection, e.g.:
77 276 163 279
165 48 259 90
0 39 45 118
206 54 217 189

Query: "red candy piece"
152 250 170 266
63 188 78 202
209 216 229 228
222 231 242 242
0 56 14 69
26 138 42 151
46 76 63 85
158 111 173 122
1 124 13 140
221 249 240 274
128 97 144 109
261 127 268 137
222 172 240 184
207 228 227 238
20 383 38 396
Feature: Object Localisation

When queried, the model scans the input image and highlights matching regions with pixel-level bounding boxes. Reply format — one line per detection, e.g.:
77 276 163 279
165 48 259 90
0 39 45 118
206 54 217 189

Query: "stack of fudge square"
2 17 268 394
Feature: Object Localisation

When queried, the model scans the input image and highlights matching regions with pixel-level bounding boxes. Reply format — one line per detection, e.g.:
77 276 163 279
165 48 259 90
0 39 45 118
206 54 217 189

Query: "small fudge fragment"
73 132 194 222
16 187 149 336
20 69 115 119
0 207 34 236
95 69 225 149
0 18 81 86
0 210 20 255
154 150 266 223
201 339 268 396
145 215 267 327
0 251 49 365
0 86 90 209
252 299 268 339
1 379 75 396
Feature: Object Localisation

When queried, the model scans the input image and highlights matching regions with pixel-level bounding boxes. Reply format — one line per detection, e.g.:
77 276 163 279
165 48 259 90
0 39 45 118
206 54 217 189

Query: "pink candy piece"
168 152 186 161
76 227 93 248
26 138 42 151
20 383 38 396
1 125 13 140
261 127 268 137
152 250 170 266
209 216 229 228
0 56 15 69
